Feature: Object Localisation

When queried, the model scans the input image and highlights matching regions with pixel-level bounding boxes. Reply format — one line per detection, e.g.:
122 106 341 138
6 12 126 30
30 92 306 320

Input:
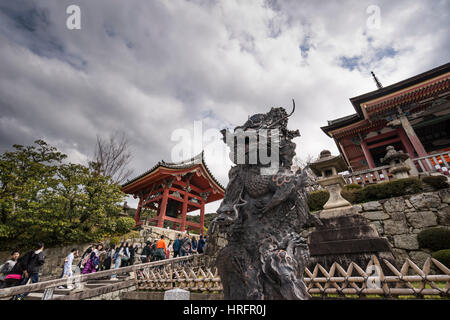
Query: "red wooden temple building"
321 62 450 178
121 152 225 234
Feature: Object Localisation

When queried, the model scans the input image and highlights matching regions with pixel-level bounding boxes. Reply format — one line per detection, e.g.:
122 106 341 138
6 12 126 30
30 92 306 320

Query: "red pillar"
157 187 169 228
399 115 427 157
180 192 188 232
398 128 415 158
360 138 376 169
398 114 430 171
134 197 143 226
200 201 205 235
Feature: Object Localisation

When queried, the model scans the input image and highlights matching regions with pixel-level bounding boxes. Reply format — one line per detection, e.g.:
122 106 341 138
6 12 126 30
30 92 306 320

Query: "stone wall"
356 188 450 267
205 188 450 268
0 225 199 278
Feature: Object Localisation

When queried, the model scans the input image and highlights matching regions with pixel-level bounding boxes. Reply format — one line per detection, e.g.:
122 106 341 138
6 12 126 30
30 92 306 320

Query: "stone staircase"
23 275 132 300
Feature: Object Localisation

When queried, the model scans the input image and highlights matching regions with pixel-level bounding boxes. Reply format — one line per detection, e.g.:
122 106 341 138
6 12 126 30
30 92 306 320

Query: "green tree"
0 140 131 251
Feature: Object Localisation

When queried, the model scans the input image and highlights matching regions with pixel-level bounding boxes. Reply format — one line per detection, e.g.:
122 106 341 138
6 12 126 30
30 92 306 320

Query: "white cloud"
0 0 448 213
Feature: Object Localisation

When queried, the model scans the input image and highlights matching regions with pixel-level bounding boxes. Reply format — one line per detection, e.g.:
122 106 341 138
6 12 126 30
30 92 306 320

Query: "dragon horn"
268 98 296 128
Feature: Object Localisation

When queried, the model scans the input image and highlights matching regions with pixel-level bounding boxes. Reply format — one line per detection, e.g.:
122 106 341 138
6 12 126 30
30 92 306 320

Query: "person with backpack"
197 235 206 254
129 244 138 265
190 236 198 254
104 245 115 270
82 251 99 274
2 257 26 290
180 233 191 257
14 242 45 300
121 243 130 266
141 241 151 263
149 240 158 261
78 246 93 272
173 234 182 258
111 243 124 279
0 250 20 288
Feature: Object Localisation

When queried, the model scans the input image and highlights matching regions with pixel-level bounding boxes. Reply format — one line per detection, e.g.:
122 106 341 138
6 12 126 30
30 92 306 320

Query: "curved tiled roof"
121 151 225 191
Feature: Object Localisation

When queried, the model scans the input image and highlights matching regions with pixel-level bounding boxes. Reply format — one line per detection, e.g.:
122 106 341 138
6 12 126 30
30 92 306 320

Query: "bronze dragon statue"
210 101 322 300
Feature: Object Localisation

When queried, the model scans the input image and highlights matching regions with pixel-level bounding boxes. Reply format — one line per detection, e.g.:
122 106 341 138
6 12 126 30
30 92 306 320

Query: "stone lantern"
308 150 351 211
307 151 396 272
381 145 411 179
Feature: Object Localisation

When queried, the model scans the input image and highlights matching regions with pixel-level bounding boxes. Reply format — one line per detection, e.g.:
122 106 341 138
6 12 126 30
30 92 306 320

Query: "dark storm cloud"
0 0 449 210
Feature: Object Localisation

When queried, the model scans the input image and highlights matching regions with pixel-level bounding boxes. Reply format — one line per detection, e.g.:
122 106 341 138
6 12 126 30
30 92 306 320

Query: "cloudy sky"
0 0 449 212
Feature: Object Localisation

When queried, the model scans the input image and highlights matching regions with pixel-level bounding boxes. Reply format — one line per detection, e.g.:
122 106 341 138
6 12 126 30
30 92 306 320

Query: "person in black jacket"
141 242 151 263
14 242 45 300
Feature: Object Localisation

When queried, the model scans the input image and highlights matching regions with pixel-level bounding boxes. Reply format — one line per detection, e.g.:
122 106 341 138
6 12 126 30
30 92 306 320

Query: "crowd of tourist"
0 233 207 298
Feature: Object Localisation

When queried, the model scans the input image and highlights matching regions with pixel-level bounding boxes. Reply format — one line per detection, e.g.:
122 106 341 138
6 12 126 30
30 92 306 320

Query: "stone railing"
344 165 392 186
413 151 450 174
305 255 449 298
0 255 202 300
135 255 450 299
135 254 221 292
344 151 450 186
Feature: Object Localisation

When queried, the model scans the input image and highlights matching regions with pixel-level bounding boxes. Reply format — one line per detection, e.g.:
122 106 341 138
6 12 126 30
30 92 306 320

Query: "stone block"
369 221 383 235
393 234 419 250
409 193 441 210
405 199 413 209
362 211 390 220
384 219 408 235
437 206 450 225
408 251 430 268
390 212 406 221
405 211 437 228
438 188 450 203
362 201 382 211
383 198 405 213
392 248 409 264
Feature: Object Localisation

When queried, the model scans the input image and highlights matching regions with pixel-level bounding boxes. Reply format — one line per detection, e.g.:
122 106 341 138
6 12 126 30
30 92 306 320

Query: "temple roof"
349 62 450 116
121 151 225 200
321 62 450 138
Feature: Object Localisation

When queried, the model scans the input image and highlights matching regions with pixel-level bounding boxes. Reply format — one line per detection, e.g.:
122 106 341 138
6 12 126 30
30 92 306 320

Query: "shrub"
341 184 363 203
308 190 329 212
343 183 363 190
352 177 423 203
115 216 136 234
109 236 120 246
432 249 450 268
307 178 425 211
417 228 450 251
422 175 449 190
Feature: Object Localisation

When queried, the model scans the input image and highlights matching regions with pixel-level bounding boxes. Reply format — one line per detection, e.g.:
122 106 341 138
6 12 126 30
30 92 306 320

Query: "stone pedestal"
164 288 190 300
319 175 352 210
309 208 397 274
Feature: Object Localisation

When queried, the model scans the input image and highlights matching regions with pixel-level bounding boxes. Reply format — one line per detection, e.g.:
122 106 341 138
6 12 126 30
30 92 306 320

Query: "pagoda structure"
321 62 450 172
121 152 225 234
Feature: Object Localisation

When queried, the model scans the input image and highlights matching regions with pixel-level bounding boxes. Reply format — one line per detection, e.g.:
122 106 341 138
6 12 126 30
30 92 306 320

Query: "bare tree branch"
92 131 134 184
292 154 322 192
